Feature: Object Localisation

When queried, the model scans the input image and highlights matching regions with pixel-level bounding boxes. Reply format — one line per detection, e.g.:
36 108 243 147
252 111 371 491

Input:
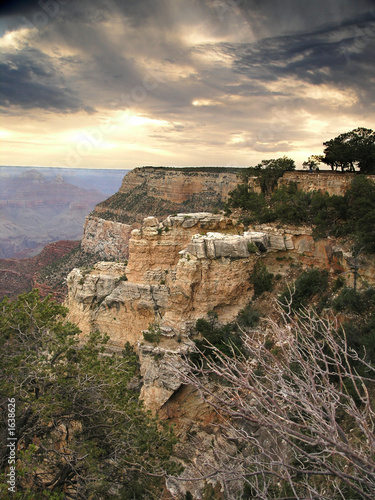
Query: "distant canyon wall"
118 166 241 203
278 171 358 195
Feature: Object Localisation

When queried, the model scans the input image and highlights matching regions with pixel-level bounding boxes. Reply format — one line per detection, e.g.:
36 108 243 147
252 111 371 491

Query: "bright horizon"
1 1 374 170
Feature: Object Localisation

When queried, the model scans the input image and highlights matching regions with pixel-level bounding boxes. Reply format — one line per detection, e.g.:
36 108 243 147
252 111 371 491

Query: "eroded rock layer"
66 211 375 414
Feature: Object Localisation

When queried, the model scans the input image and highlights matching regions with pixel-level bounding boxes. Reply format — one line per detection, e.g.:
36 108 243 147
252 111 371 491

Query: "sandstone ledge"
66 212 375 413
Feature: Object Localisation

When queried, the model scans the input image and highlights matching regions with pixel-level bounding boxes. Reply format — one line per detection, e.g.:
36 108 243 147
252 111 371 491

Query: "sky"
0 0 374 170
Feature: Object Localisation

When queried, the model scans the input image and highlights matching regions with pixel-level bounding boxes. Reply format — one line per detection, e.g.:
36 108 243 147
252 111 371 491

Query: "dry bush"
176 306 375 499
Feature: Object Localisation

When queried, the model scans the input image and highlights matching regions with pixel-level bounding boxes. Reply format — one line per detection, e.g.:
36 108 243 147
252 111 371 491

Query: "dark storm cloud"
223 10 375 106
1 0 374 132
0 0 41 16
0 0 74 34
227 0 375 34
0 48 94 113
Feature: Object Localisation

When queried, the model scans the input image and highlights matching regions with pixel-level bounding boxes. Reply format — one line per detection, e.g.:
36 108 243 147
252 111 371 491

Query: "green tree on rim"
322 127 375 173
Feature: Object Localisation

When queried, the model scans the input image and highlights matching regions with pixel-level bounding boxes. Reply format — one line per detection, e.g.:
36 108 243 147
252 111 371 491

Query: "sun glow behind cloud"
0 0 374 169
0 26 34 49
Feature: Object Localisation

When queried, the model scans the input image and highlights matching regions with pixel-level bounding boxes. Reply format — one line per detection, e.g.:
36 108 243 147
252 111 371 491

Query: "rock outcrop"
126 212 239 283
138 342 190 412
83 167 243 259
117 166 241 204
81 216 135 260
278 171 357 195
66 210 375 415
66 262 169 346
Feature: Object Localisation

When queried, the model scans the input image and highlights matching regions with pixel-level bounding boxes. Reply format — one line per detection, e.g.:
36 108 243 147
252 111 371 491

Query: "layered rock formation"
81 168 375 261
63 167 375 498
67 262 169 346
278 171 357 195
118 166 241 204
82 167 243 260
66 201 375 498
81 217 135 260
66 210 375 414
67 167 375 417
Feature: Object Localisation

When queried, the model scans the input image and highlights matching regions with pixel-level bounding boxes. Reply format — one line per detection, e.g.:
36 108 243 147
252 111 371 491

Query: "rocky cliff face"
66 210 375 413
278 171 357 195
82 167 242 259
118 166 241 204
81 216 135 260
63 167 375 498
67 170 373 436
66 204 375 498
81 168 374 261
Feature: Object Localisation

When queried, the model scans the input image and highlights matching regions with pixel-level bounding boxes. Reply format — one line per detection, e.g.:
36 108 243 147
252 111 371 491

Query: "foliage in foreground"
0 290 178 499
180 308 375 500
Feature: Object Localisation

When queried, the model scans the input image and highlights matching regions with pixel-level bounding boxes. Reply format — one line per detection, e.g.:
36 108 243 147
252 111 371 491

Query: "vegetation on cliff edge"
228 174 375 253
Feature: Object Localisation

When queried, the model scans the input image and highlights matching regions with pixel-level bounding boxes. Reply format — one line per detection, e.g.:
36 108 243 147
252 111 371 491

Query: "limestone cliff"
92 167 242 222
81 167 242 259
81 168 373 261
66 211 375 413
66 207 375 498
81 216 135 260
278 171 357 195
118 166 241 203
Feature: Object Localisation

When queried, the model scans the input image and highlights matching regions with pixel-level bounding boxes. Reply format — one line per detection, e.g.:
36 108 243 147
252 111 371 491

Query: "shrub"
236 303 261 328
228 185 266 215
344 315 375 366
333 286 375 314
250 261 273 298
247 242 258 254
332 275 345 292
343 175 375 253
192 318 244 362
143 325 161 343
279 269 329 312
269 183 312 224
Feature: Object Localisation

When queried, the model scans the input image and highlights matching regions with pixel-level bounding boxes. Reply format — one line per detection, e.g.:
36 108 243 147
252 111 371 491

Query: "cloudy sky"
1 0 374 169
